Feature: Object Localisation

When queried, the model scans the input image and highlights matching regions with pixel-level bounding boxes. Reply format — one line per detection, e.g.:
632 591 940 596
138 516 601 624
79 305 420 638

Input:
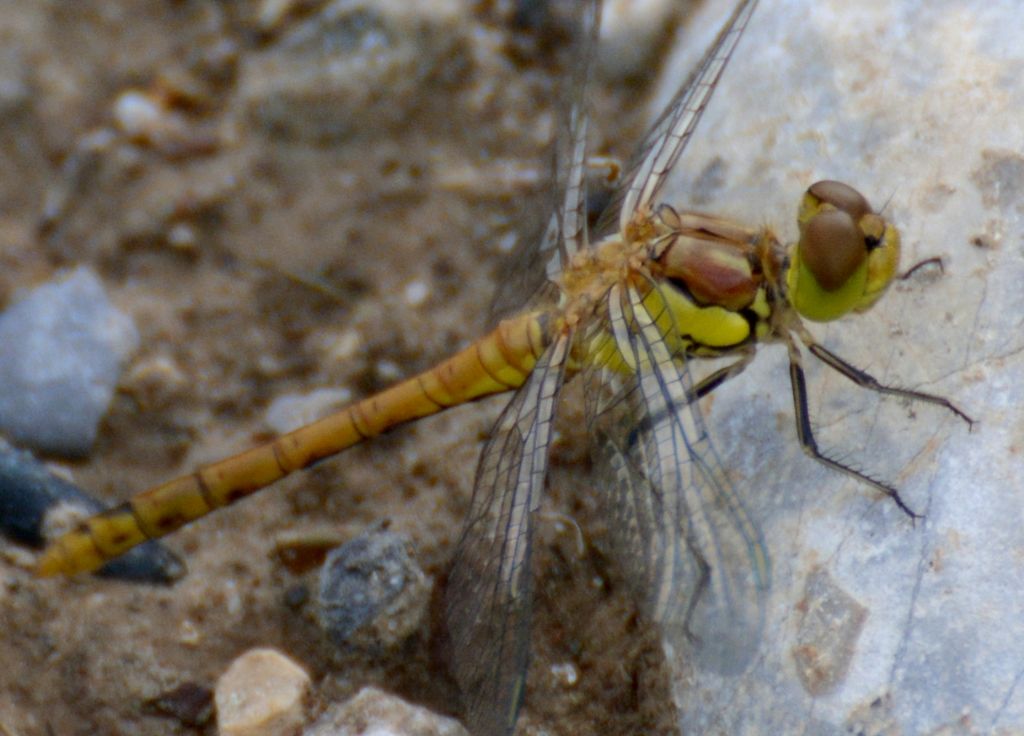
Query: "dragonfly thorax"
653 204 766 313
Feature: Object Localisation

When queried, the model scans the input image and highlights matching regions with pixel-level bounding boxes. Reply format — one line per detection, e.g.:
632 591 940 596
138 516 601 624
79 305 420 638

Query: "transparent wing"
489 0 600 320
551 0 599 266
445 333 570 736
594 0 759 240
583 281 769 675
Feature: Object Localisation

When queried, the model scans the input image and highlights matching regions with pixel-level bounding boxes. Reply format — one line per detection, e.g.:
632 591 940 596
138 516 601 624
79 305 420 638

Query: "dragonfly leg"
898 256 944 281
804 342 973 426
785 339 922 520
691 350 756 402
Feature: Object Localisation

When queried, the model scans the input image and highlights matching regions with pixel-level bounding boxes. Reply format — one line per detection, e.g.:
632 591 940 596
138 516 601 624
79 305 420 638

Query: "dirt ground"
0 1 690 734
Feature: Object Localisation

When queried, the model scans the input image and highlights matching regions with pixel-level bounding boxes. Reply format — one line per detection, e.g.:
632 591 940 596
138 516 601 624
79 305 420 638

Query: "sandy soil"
0 1 689 734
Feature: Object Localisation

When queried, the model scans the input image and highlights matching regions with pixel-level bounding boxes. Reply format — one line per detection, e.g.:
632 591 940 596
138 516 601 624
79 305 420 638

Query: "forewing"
489 0 600 321
551 0 599 266
445 333 570 735
584 282 769 675
593 0 759 240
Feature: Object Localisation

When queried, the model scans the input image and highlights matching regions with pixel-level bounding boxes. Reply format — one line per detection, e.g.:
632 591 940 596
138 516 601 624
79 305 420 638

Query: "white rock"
216 648 311 736
303 687 468 736
112 90 164 140
0 267 138 456
264 387 353 435
641 1 1024 733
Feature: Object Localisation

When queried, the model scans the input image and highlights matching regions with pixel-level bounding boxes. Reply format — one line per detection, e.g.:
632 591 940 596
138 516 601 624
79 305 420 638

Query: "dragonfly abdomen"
37 311 550 576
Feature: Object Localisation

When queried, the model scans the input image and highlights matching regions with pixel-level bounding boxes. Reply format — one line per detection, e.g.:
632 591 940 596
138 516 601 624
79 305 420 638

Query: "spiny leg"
803 342 973 426
690 351 756 402
898 256 944 281
784 338 921 519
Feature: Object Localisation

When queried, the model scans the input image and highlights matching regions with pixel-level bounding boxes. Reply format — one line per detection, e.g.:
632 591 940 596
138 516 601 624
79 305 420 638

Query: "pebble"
264 387 353 436
144 682 214 728
0 438 184 583
303 687 468 736
215 648 311 736
0 268 138 457
317 530 430 652
111 89 220 156
112 90 167 141
403 279 430 308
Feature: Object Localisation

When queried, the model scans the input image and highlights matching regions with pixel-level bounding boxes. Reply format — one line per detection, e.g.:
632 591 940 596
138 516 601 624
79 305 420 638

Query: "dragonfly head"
786 180 900 322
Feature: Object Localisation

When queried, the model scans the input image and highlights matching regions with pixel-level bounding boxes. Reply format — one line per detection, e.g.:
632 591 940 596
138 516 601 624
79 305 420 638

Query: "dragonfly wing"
445 333 570 735
594 0 759 240
549 0 599 267
584 281 769 675
489 0 600 321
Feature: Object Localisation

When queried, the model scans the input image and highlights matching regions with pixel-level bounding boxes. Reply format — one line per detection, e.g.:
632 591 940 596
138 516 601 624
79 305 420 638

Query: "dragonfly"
37 0 971 732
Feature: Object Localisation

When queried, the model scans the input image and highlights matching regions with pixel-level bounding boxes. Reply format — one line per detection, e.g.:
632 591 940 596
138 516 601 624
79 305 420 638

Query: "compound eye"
801 208 865 291
807 180 872 222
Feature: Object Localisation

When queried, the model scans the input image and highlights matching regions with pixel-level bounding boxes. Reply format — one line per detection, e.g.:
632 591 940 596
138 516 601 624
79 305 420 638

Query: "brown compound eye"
801 208 865 292
807 180 872 223
791 180 901 322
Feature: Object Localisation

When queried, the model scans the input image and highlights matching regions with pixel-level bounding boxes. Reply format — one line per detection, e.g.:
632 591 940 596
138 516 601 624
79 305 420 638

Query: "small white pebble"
122 354 188 410
304 686 468 736
113 90 163 139
255 352 286 377
550 661 579 687
495 230 518 254
167 222 198 250
264 387 352 435
215 648 311 736
403 280 429 307
321 329 362 364
224 579 242 617
376 360 402 383
178 618 202 647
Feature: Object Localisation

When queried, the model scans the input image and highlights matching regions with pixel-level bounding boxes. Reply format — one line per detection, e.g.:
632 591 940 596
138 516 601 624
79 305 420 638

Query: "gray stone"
317 530 431 652
0 267 138 457
646 1 1024 733
304 686 468 736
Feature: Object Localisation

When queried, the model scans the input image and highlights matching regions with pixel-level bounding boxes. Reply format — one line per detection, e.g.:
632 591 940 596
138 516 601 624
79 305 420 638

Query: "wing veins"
595 0 760 238
445 333 570 736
